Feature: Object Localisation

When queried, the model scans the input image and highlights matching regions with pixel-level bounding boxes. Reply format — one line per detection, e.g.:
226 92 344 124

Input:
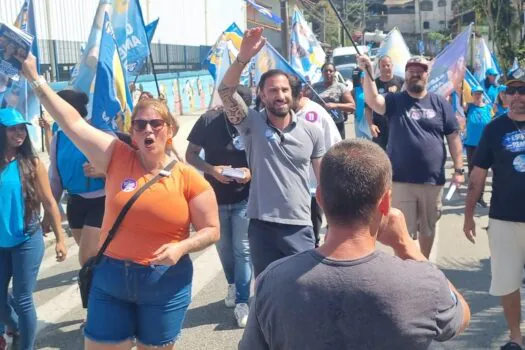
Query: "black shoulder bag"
78 159 177 308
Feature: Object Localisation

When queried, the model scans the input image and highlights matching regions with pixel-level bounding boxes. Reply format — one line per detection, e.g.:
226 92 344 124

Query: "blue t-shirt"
353 86 371 139
0 160 31 247
494 103 508 118
485 84 499 104
384 91 459 185
464 103 492 147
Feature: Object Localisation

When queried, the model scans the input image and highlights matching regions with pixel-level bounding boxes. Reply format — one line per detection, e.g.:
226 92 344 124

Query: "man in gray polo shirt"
219 27 325 277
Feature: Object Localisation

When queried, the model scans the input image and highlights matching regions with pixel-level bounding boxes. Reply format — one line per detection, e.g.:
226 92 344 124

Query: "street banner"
91 13 132 133
290 7 325 83
427 24 472 98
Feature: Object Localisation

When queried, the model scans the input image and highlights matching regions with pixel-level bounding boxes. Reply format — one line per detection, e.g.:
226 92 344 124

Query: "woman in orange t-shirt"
21 55 220 349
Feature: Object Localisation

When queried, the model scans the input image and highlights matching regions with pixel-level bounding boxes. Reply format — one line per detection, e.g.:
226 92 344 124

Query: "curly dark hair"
0 125 40 226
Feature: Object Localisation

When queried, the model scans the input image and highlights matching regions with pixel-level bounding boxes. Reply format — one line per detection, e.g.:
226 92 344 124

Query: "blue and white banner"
374 28 411 78
290 7 325 83
245 0 283 24
91 13 133 133
473 37 500 82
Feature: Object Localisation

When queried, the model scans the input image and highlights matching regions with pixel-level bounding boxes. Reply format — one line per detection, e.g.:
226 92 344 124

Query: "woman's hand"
55 239 67 262
151 242 187 265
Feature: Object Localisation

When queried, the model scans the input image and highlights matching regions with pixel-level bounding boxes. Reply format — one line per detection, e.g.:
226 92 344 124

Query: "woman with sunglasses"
0 108 67 350
311 62 356 139
46 90 106 267
20 54 219 350
464 86 493 207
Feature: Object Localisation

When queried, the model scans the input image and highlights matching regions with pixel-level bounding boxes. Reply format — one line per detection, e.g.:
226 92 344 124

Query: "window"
420 1 433 11
438 0 447 7
423 21 430 29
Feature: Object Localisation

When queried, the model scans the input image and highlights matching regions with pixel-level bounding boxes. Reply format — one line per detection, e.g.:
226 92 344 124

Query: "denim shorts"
84 255 193 347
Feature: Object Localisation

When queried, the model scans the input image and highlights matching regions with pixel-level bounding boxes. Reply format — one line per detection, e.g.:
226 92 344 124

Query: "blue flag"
205 23 245 80
91 13 133 132
245 0 283 24
0 0 41 148
290 8 325 83
428 25 472 98
129 18 159 77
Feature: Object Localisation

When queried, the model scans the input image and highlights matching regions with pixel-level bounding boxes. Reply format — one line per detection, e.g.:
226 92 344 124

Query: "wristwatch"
30 76 47 90
454 168 465 175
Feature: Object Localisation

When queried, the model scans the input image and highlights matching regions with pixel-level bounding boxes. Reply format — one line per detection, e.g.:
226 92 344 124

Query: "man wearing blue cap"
465 67 525 350
483 68 499 104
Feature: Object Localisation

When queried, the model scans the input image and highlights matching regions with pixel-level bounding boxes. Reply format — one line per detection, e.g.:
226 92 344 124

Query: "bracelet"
235 56 248 66
30 76 47 90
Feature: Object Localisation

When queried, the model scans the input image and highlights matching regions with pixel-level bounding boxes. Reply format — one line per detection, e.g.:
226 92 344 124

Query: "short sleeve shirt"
187 109 249 205
373 76 405 122
473 115 525 222
384 91 459 185
464 103 492 147
100 141 212 265
311 81 348 124
239 250 463 350
235 109 325 226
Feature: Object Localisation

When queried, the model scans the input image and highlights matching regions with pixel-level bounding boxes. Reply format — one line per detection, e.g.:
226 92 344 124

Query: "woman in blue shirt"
464 86 493 207
0 108 67 349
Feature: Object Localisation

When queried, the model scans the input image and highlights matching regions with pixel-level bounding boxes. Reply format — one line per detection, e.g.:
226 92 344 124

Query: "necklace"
509 116 525 138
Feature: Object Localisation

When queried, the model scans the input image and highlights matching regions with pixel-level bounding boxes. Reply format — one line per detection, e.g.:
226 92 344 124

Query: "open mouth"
144 137 154 147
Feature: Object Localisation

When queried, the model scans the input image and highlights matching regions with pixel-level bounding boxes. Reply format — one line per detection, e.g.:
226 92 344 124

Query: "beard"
510 101 525 114
407 79 425 94
266 101 290 118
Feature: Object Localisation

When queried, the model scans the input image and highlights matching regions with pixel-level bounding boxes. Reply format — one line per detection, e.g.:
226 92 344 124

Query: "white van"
332 45 369 69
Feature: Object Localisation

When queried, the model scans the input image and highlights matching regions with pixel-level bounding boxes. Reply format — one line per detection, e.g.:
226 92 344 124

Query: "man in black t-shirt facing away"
358 55 465 259
186 85 252 329
464 68 525 350
369 55 404 150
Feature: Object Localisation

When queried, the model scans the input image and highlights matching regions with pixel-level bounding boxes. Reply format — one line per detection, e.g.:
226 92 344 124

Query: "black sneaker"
477 198 488 208
501 341 523 350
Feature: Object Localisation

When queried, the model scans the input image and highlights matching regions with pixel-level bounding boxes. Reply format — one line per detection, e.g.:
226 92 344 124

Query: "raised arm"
20 54 116 173
218 27 266 125
357 55 386 115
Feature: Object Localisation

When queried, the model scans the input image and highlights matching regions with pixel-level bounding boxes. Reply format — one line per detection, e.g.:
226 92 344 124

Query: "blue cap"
471 85 484 93
486 68 498 76
0 108 31 127
498 85 507 93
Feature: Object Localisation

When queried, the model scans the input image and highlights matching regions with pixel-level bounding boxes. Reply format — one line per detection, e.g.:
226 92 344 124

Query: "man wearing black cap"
464 67 525 350
358 55 465 259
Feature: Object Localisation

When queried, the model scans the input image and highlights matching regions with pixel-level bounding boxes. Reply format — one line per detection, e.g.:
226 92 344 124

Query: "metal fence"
36 39 211 82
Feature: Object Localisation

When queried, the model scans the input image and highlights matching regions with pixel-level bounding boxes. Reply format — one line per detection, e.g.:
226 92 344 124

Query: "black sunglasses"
506 86 525 96
131 119 166 131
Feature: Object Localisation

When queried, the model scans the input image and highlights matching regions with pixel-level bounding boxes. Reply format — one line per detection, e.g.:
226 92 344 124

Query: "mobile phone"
222 168 246 180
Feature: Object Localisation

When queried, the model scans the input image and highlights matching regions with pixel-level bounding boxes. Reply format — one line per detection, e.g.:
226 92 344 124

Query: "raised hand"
238 27 266 62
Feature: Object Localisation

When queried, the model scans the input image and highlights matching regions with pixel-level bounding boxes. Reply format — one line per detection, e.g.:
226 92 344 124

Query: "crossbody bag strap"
91 158 178 265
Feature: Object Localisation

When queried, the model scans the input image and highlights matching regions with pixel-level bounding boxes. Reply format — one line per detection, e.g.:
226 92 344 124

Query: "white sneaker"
234 303 249 328
225 284 236 308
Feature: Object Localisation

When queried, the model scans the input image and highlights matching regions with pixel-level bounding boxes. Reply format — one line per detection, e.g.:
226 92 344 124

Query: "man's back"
240 250 463 350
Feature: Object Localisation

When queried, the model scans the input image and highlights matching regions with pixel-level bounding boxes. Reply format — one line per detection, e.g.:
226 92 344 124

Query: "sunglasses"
506 86 525 95
131 119 166 131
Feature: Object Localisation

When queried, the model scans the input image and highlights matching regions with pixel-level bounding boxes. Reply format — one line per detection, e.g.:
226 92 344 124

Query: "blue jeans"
217 200 251 304
85 255 193 347
0 231 45 350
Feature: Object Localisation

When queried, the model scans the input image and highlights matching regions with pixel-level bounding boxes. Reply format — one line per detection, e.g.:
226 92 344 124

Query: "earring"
166 138 173 146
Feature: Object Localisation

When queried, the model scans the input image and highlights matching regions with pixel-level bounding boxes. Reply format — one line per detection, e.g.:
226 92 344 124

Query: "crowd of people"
0 25 524 350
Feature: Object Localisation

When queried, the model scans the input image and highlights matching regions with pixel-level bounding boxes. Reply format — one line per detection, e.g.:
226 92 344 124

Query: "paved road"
28 116 523 349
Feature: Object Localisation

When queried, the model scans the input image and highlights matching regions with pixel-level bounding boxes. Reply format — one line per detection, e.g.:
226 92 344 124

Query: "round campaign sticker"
121 178 138 192
513 154 525 173
232 135 245 151
265 128 278 142
305 111 318 123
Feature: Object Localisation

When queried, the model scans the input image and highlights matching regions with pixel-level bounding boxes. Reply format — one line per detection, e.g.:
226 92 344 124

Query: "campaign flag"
245 0 283 24
510 57 519 74
0 0 41 148
91 13 132 133
473 37 499 82
208 42 233 108
129 18 159 77
427 24 472 98
70 0 149 104
290 7 325 83
205 23 244 80
252 42 304 84
373 28 411 78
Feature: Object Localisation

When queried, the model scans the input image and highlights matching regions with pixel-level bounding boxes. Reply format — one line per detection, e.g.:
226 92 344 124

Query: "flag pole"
149 47 161 97
326 0 373 78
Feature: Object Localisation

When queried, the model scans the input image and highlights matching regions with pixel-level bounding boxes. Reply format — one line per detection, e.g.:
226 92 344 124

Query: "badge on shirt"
513 154 525 173
265 128 279 142
121 178 138 192
232 135 245 151
378 88 385 94
388 86 398 93
305 111 318 123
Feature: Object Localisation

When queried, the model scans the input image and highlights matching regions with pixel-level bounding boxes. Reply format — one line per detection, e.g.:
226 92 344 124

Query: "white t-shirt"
295 98 342 193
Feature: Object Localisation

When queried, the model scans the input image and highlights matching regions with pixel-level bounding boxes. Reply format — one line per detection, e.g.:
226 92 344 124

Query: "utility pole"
280 0 289 59
322 6 326 43
44 0 57 81
416 0 423 41
362 0 366 45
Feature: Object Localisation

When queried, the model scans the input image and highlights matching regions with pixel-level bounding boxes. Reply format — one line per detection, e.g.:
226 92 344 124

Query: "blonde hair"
131 99 184 162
